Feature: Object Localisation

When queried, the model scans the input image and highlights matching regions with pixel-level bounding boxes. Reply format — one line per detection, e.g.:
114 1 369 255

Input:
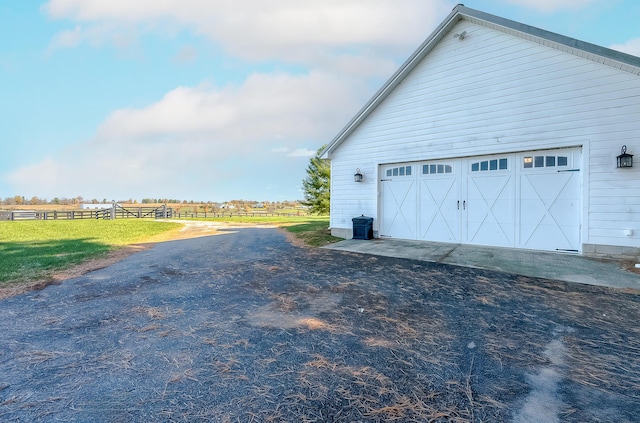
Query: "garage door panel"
466 172 515 247
419 174 461 242
468 222 513 246
467 210 514 246
520 219 580 251
381 180 416 239
549 199 579 224
518 152 581 251
467 174 511 202
380 165 417 239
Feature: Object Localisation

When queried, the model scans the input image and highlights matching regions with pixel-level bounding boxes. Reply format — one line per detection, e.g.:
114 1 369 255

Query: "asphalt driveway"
1 227 638 422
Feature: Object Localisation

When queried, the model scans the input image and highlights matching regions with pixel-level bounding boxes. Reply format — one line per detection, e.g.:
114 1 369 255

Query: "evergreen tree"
301 146 330 214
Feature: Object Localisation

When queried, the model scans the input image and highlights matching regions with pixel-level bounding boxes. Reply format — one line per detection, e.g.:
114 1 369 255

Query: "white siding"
329 21 640 250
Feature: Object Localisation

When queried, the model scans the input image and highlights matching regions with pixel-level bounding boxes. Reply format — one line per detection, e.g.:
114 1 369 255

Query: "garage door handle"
457 201 460 210
463 201 466 210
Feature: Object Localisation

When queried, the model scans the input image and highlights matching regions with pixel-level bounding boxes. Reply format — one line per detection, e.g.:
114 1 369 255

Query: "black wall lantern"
354 168 364 182
617 145 633 168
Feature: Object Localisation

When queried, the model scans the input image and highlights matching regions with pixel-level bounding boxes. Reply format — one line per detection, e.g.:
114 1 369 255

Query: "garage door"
517 151 581 252
379 148 581 252
466 155 516 247
418 161 461 243
379 164 417 240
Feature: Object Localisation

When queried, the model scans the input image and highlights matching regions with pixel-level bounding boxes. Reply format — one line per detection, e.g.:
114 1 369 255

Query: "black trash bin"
352 215 374 240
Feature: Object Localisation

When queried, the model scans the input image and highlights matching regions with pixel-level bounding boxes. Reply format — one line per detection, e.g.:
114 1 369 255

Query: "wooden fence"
0 207 308 221
0 205 173 221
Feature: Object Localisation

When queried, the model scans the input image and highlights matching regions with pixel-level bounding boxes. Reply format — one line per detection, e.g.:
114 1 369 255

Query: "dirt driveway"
1 227 638 422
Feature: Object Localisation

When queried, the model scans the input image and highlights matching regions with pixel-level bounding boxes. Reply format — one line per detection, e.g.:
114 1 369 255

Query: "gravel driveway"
1 227 638 422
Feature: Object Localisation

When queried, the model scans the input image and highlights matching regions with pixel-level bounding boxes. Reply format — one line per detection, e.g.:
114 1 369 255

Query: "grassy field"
0 216 337 286
0 220 183 284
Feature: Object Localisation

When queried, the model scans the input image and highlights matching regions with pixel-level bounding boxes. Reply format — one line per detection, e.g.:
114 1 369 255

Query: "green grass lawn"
0 220 182 284
283 219 341 247
0 216 339 286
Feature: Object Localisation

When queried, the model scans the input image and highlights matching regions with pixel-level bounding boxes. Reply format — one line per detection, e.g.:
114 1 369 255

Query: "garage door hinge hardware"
380 179 392 181
557 169 580 172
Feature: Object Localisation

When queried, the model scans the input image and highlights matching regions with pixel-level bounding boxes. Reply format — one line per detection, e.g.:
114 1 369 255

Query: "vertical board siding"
330 21 640 248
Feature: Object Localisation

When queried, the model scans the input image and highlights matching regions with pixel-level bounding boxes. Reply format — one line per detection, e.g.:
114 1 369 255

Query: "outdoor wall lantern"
617 145 633 168
354 168 364 182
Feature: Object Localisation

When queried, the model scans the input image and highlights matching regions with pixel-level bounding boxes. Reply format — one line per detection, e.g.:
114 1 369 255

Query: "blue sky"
1 0 639 202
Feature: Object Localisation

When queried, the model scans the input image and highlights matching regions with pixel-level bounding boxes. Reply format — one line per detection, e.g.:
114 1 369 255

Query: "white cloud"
271 147 290 154
45 21 141 56
309 51 400 79
42 0 453 74
6 71 369 200
46 25 83 54
503 0 598 12
173 45 198 64
97 71 368 145
270 147 316 157
287 148 316 158
610 38 640 57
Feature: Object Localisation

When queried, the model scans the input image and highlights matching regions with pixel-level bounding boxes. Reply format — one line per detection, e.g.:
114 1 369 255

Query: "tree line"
1 196 303 209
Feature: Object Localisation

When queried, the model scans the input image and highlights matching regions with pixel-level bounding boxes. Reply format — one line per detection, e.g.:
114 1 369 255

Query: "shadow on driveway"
0 228 638 422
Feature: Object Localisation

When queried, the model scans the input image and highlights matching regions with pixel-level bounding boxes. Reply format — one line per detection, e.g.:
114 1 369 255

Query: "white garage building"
321 5 640 258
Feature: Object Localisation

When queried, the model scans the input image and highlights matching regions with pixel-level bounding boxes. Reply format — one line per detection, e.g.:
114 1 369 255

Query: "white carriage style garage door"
379 148 581 252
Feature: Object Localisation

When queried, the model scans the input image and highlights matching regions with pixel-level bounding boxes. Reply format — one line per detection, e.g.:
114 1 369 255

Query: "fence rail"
0 207 308 221
0 205 173 221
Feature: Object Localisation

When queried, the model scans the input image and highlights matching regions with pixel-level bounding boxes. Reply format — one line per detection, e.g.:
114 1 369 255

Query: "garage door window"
470 158 508 172
523 155 568 169
386 166 412 177
422 163 453 175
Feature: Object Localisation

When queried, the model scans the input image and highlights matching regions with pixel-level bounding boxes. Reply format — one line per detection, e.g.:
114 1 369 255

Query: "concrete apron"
323 238 640 290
